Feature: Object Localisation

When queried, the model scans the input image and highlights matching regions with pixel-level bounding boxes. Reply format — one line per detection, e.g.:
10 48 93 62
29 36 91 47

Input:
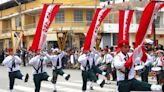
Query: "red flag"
125 1 164 69
83 8 111 52
31 4 60 51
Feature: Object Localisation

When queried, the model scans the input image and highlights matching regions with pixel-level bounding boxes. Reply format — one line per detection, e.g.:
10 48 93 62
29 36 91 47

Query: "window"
113 33 118 45
86 10 93 21
55 10 64 23
155 15 160 28
135 11 142 24
74 10 83 22
86 10 93 25
15 16 21 27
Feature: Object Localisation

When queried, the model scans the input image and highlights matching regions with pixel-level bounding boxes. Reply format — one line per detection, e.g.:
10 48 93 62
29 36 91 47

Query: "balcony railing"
23 23 36 30
1 27 12 33
23 21 92 30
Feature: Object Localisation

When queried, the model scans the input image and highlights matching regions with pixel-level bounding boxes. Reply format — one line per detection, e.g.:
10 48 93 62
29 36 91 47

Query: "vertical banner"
83 8 111 52
116 10 134 54
31 4 60 51
125 1 164 69
118 10 134 43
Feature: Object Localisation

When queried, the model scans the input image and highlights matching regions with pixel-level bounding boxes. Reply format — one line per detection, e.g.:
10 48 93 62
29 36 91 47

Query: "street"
0 66 118 92
0 66 160 92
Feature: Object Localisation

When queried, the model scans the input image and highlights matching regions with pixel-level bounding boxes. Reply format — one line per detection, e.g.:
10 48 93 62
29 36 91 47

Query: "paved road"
0 66 159 92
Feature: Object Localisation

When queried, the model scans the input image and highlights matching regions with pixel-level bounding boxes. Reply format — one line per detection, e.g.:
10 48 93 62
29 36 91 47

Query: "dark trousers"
52 69 65 84
141 66 149 82
93 65 103 74
33 72 49 92
82 70 98 91
117 78 151 92
112 67 117 81
8 70 23 90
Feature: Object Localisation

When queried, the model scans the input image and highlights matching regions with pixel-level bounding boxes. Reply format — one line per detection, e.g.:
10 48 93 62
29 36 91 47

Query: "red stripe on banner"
83 8 111 52
125 10 134 41
31 4 49 51
118 10 125 43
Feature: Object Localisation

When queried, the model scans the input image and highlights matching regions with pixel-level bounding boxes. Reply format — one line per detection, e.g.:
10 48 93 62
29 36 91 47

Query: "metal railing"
0 27 12 33
23 23 36 30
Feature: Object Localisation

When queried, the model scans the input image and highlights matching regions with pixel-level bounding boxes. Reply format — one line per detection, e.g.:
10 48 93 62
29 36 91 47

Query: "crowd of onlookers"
0 43 163 71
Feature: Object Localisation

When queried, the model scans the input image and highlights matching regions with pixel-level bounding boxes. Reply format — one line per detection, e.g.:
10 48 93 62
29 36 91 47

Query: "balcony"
1 27 12 33
51 21 91 33
23 23 36 30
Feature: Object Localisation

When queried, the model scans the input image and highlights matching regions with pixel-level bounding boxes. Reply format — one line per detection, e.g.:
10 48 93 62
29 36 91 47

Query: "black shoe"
51 76 55 84
90 87 94 90
24 73 29 82
65 74 70 81
53 90 57 92
100 80 105 88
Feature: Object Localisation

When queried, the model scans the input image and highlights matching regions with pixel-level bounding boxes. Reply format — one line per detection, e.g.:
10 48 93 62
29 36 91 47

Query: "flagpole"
153 19 156 48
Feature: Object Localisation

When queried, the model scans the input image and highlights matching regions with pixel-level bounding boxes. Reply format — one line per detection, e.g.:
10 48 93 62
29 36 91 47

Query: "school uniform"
46 51 70 92
114 51 162 92
2 55 29 92
78 53 105 92
152 56 164 84
29 55 52 92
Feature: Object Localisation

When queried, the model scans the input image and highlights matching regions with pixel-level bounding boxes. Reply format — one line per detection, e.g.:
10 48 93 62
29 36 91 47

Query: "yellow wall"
40 0 100 6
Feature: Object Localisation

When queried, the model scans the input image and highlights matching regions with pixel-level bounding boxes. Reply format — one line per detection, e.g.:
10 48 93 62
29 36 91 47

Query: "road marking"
14 85 47 92
0 89 8 92
57 81 116 92
42 83 82 92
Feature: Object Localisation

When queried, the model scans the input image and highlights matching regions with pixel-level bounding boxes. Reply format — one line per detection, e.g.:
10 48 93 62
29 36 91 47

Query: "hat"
104 48 108 52
144 39 153 45
118 40 129 48
155 50 164 54
8 48 13 52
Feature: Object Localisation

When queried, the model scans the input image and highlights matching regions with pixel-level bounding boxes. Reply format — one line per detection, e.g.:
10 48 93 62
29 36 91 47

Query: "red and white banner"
118 10 134 43
125 1 164 69
31 4 60 51
83 8 111 52
116 10 134 54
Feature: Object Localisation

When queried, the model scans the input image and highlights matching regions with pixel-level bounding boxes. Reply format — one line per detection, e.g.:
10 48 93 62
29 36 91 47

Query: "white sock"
90 81 93 88
54 84 56 90
22 76 25 80
10 89 13 92
63 74 68 78
102 72 106 76
151 84 162 91
47 77 52 82
96 79 103 85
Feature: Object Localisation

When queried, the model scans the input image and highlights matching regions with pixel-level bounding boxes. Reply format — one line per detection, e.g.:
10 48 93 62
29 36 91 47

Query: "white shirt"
153 57 163 67
78 53 94 71
114 52 135 81
29 55 49 74
2 55 21 72
103 53 113 64
47 51 66 70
